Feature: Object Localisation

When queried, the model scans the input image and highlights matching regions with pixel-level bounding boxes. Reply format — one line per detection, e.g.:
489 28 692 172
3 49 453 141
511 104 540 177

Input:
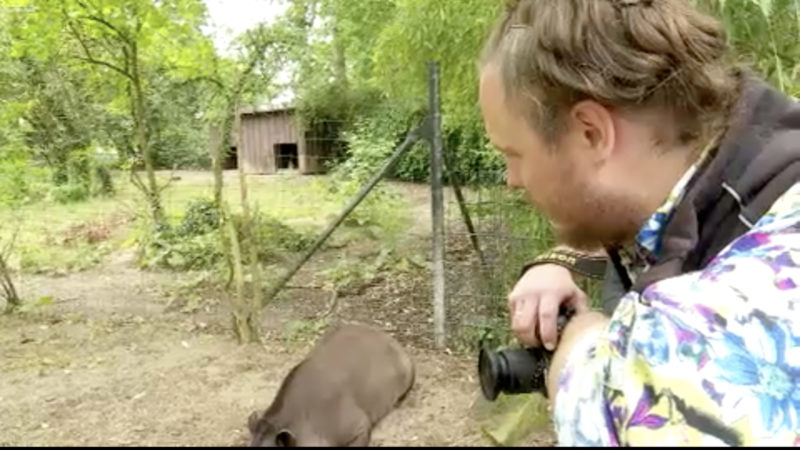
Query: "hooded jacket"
601 71 800 304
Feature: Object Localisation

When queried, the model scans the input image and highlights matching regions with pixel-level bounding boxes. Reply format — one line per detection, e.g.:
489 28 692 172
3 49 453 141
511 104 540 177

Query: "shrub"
233 212 316 264
137 224 223 272
177 197 220 237
0 159 52 206
51 182 89 204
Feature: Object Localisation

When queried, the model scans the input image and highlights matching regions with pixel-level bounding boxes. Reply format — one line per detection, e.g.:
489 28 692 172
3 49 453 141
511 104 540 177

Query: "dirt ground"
0 175 556 447
1 251 478 446
0 251 556 447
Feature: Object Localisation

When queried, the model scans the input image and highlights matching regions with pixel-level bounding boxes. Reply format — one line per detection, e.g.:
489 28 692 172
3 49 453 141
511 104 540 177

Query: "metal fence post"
262 128 423 306
428 61 446 350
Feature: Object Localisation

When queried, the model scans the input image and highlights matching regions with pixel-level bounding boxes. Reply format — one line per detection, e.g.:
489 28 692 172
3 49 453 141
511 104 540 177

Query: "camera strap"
519 247 609 281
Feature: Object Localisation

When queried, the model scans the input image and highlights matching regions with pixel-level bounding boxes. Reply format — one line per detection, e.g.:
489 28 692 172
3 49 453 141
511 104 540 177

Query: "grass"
160 171 344 228
1 185 137 274
0 170 594 449
0 169 414 276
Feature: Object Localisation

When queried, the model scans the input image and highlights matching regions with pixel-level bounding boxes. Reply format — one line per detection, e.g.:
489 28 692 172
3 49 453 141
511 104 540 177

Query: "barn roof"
238 103 296 115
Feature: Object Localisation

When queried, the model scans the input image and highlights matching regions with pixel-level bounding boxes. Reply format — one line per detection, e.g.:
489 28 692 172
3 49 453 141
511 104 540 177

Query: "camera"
477 306 575 401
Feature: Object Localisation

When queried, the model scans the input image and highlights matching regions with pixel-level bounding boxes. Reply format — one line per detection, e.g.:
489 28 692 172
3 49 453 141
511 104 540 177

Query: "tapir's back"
274 322 415 425
303 323 414 419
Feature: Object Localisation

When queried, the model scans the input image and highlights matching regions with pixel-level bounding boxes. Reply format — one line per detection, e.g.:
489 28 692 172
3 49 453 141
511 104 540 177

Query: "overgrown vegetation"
0 224 21 313
0 0 797 445
1 0 796 356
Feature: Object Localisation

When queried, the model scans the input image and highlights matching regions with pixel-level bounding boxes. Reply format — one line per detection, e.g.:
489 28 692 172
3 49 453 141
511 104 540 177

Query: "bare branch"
1 222 21 258
157 166 179 195
0 251 21 310
74 0 132 44
64 13 133 81
180 75 225 91
78 14 131 44
74 55 133 80
129 165 147 193
99 32 125 59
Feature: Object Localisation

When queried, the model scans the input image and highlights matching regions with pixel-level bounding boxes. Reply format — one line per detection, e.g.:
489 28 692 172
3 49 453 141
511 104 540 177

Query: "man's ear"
248 410 261 433
275 429 297 447
569 100 616 163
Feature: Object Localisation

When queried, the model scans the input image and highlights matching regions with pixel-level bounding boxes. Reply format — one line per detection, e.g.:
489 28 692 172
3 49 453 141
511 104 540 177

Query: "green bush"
177 197 220 237
234 212 316 264
137 223 223 272
323 99 505 186
93 164 114 196
0 159 51 206
130 198 226 272
0 146 119 207
51 182 89 204
135 200 315 272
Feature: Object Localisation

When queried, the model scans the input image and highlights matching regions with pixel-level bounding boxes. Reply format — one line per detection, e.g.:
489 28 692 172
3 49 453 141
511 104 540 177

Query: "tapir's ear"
248 410 261 432
275 429 297 447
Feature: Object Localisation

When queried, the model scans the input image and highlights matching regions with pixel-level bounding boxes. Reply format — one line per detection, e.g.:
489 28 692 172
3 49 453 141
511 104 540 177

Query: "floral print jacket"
552 167 800 446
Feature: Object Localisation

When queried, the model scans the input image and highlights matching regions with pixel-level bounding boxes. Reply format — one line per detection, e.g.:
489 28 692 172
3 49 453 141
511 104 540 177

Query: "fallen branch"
321 288 339 319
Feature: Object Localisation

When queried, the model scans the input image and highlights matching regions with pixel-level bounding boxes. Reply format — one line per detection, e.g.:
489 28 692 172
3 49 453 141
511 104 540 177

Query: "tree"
147 68 212 170
20 56 116 191
277 0 506 184
203 22 294 343
287 0 396 128
9 0 217 226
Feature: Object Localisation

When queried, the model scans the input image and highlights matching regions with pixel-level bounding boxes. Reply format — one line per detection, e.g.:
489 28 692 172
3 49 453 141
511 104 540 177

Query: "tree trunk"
0 253 21 313
223 205 259 343
237 150 263 324
214 109 236 208
212 104 239 289
209 24 278 343
131 43 164 227
332 19 348 91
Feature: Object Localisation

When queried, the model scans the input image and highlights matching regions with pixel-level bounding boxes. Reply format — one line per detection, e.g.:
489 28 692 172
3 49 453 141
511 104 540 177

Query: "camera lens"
478 305 576 401
478 345 551 401
478 345 502 401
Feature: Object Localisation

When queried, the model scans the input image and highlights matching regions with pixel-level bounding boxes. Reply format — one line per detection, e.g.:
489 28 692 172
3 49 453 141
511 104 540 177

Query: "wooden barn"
208 104 340 175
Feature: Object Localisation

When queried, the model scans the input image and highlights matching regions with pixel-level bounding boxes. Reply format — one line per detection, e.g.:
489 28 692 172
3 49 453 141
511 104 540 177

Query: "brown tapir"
247 322 415 447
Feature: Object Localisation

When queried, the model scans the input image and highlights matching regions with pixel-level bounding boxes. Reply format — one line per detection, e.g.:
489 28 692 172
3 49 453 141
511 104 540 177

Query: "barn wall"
301 121 340 174
238 110 299 174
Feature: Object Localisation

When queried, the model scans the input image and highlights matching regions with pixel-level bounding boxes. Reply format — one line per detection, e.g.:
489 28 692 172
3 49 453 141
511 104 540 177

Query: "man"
478 0 800 446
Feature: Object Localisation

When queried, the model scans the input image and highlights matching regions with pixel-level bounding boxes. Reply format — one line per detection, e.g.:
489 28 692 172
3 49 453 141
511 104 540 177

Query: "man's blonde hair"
481 0 740 147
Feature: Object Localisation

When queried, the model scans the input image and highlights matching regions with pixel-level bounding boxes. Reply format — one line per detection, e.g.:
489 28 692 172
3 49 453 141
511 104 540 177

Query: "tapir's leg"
339 406 372 447
348 429 371 447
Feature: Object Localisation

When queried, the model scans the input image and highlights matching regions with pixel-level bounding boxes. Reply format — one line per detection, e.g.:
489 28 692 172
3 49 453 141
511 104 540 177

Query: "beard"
551 215 640 251
535 177 648 252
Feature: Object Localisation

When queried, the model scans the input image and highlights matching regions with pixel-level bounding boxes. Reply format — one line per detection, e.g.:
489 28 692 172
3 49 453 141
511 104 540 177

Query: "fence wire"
440 164 557 350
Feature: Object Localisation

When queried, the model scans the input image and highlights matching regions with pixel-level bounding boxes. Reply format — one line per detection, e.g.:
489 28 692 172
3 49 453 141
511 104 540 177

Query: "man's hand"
508 263 591 350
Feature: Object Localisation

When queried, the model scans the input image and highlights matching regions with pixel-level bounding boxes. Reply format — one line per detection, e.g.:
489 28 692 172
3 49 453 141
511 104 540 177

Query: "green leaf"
475 393 551 447
36 295 54 306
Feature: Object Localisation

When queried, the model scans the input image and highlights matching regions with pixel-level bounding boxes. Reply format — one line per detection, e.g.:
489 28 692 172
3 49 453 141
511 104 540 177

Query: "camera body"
477 306 575 401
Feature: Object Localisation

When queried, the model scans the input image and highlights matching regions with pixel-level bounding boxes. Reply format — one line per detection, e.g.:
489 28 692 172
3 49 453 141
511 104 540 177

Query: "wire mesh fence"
214 62 599 352
440 166 557 350
439 166 606 351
